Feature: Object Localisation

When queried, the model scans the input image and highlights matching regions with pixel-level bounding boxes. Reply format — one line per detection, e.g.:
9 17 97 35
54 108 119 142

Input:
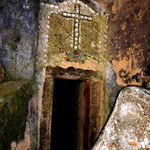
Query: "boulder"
92 86 150 150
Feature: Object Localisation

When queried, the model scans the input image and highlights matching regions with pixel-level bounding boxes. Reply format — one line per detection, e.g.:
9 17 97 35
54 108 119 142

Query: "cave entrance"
51 78 87 150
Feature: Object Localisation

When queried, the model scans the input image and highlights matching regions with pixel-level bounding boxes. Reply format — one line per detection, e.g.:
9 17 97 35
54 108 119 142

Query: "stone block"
92 86 150 150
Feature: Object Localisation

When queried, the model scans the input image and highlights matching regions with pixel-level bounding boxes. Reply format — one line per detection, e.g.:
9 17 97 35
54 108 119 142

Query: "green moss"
0 81 26 108
8 42 18 51
47 11 109 64
8 30 21 51
47 14 73 57
40 77 54 149
0 81 33 150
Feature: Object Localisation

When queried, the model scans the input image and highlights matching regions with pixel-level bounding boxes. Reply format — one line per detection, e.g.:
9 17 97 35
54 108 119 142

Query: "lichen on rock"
0 80 33 150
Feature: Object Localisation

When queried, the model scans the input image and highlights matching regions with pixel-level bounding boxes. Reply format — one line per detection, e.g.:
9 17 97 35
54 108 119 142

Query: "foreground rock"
92 86 150 150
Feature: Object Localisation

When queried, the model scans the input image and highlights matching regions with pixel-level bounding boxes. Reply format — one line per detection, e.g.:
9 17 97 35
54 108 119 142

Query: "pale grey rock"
92 86 150 150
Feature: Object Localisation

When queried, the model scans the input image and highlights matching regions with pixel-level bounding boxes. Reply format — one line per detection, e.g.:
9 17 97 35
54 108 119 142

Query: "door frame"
39 66 105 150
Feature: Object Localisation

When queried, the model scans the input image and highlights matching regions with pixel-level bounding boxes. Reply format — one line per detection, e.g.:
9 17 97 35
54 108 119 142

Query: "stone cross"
62 4 93 54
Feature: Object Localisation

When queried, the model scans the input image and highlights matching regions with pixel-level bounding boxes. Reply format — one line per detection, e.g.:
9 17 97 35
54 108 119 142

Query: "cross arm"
79 15 93 21
62 12 76 18
62 12 93 21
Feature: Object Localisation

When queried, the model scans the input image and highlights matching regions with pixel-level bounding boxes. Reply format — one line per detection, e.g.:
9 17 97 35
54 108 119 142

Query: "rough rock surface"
110 0 150 86
106 62 122 108
0 0 39 80
0 81 33 149
92 86 150 150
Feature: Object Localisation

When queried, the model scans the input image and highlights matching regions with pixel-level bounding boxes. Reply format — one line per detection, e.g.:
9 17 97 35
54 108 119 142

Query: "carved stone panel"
38 0 109 71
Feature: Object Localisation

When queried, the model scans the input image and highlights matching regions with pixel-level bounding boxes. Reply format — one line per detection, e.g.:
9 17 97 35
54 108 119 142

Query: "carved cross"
62 4 93 55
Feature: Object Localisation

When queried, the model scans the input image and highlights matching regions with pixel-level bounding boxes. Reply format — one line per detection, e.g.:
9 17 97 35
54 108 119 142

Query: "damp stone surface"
37 0 109 71
0 81 33 150
0 0 38 80
92 86 150 150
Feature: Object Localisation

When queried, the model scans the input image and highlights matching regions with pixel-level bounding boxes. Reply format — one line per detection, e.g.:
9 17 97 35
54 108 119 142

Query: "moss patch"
47 9 108 64
0 81 26 97
0 80 33 150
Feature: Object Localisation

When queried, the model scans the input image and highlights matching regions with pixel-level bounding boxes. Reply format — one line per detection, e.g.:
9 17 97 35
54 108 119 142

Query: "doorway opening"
50 78 88 150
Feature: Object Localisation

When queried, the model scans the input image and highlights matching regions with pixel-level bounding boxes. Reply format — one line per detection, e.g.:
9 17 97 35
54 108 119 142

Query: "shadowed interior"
51 78 86 150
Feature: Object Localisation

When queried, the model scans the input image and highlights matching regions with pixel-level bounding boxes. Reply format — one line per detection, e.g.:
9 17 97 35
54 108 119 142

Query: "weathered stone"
37 0 109 70
0 81 33 149
1 0 149 149
106 62 122 108
0 0 39 80
110 0 150 86
0 62 5 83
92 86 150 150
36 1 110 149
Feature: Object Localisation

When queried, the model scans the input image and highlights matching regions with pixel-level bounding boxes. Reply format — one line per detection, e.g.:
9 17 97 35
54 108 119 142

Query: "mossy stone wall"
0 81 33 150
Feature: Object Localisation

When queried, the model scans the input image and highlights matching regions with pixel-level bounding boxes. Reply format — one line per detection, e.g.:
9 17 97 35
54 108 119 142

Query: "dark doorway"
50 78 87 150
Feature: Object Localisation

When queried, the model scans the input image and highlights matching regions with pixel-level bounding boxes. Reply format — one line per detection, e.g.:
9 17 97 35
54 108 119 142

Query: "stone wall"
0 81 33 149
0 0 40 80
110 0 150 87
0 0 149 149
